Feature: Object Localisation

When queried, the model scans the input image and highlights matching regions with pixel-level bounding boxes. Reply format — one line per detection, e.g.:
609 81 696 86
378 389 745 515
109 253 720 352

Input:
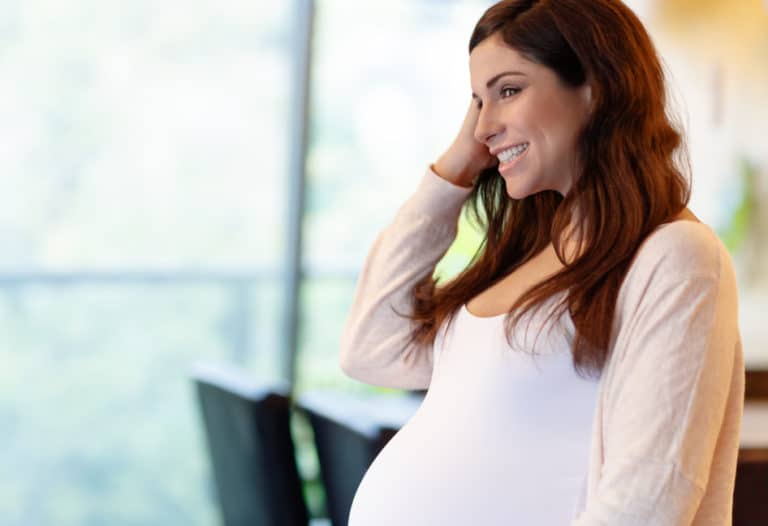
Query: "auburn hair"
397 0 690 380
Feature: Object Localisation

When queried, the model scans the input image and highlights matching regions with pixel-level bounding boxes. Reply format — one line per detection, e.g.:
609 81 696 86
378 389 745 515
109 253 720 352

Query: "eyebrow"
471 70 526 99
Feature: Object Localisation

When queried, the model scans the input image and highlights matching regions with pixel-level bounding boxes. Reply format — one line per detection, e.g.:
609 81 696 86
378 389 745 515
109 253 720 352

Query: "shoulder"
629 220 724 283
610 220 741 360
611 220 737 334
615 220 730 314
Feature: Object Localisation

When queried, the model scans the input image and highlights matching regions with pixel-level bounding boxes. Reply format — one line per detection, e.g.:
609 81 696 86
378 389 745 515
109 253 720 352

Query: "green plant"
718 157 757 253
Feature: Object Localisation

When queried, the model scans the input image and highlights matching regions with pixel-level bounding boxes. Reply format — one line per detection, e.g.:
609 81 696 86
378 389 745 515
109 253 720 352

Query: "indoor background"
1 0 766 524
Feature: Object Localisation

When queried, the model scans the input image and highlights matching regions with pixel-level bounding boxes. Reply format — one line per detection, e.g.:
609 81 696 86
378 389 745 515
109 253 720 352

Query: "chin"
502 177 541 200
502 172 566 199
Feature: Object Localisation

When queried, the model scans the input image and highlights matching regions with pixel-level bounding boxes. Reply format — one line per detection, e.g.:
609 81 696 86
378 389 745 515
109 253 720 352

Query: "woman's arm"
573 225 741 525
338 165 473 389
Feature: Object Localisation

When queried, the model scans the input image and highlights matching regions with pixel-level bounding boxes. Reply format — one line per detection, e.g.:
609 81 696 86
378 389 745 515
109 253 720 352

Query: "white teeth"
497 143 529 163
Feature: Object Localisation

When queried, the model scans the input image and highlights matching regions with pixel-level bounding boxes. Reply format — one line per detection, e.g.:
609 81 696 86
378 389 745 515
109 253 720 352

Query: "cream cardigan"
339 165 744 525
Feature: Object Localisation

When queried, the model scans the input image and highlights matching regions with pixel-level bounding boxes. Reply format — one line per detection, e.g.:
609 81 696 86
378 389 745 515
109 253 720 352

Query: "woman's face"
469 32 592 198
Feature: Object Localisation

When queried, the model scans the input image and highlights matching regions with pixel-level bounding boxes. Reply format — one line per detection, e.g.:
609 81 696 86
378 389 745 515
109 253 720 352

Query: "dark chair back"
733 399 768 525
192 362 309 526
733 452 768 526
295 391 423 526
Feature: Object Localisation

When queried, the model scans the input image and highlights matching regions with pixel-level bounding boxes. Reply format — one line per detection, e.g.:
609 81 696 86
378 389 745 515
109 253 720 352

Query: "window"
0 2 292 524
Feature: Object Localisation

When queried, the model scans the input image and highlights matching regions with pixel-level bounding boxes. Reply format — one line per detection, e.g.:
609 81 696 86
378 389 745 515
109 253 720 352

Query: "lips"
497 143 529 174
496 143 529 163
490 142 529 157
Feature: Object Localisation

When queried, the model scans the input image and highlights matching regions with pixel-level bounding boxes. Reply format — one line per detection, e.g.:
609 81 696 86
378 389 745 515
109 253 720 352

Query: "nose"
473 105 504 145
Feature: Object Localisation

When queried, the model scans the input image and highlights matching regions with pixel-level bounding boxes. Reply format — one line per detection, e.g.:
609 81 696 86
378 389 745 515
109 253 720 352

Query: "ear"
580 81 595 117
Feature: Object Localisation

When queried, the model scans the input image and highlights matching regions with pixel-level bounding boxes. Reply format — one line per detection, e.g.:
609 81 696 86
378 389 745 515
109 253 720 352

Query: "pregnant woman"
339 1 744 524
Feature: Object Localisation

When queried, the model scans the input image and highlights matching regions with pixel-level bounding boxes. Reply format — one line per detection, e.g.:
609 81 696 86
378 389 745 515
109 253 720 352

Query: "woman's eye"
501 86 520 98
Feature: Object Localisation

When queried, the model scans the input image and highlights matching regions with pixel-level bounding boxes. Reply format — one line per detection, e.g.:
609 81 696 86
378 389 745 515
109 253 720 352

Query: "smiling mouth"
496 142 529 163
498 143 529 173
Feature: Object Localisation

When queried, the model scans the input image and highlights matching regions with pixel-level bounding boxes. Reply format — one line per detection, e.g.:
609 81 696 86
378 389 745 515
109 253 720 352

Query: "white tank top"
348 297 601 525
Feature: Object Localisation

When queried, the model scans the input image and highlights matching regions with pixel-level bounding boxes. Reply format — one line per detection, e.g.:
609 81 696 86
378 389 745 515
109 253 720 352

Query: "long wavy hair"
398 0 691 380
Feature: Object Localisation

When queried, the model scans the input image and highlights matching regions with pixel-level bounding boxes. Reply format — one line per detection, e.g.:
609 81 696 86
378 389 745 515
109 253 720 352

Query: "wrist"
432 154 474 188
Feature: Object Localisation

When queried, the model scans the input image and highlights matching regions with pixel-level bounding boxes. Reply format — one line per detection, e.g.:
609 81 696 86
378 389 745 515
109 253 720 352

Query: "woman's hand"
432 100 498 188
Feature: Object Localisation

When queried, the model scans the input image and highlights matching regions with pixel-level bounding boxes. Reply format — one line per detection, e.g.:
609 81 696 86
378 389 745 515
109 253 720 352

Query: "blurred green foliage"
718 157 758 254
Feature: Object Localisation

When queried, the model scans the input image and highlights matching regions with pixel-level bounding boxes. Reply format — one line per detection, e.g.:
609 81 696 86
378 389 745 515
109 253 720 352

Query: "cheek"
515 96 562 144
543 106 583 154
553 95 588 138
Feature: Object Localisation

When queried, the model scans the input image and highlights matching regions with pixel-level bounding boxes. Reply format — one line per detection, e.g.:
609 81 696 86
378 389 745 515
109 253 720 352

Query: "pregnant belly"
347 412 586 526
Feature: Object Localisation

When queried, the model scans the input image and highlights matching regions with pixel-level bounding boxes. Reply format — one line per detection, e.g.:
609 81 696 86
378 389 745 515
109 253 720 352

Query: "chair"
191 362 310 526
733 399 768 525
733 453 768 526
295 390 423 526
